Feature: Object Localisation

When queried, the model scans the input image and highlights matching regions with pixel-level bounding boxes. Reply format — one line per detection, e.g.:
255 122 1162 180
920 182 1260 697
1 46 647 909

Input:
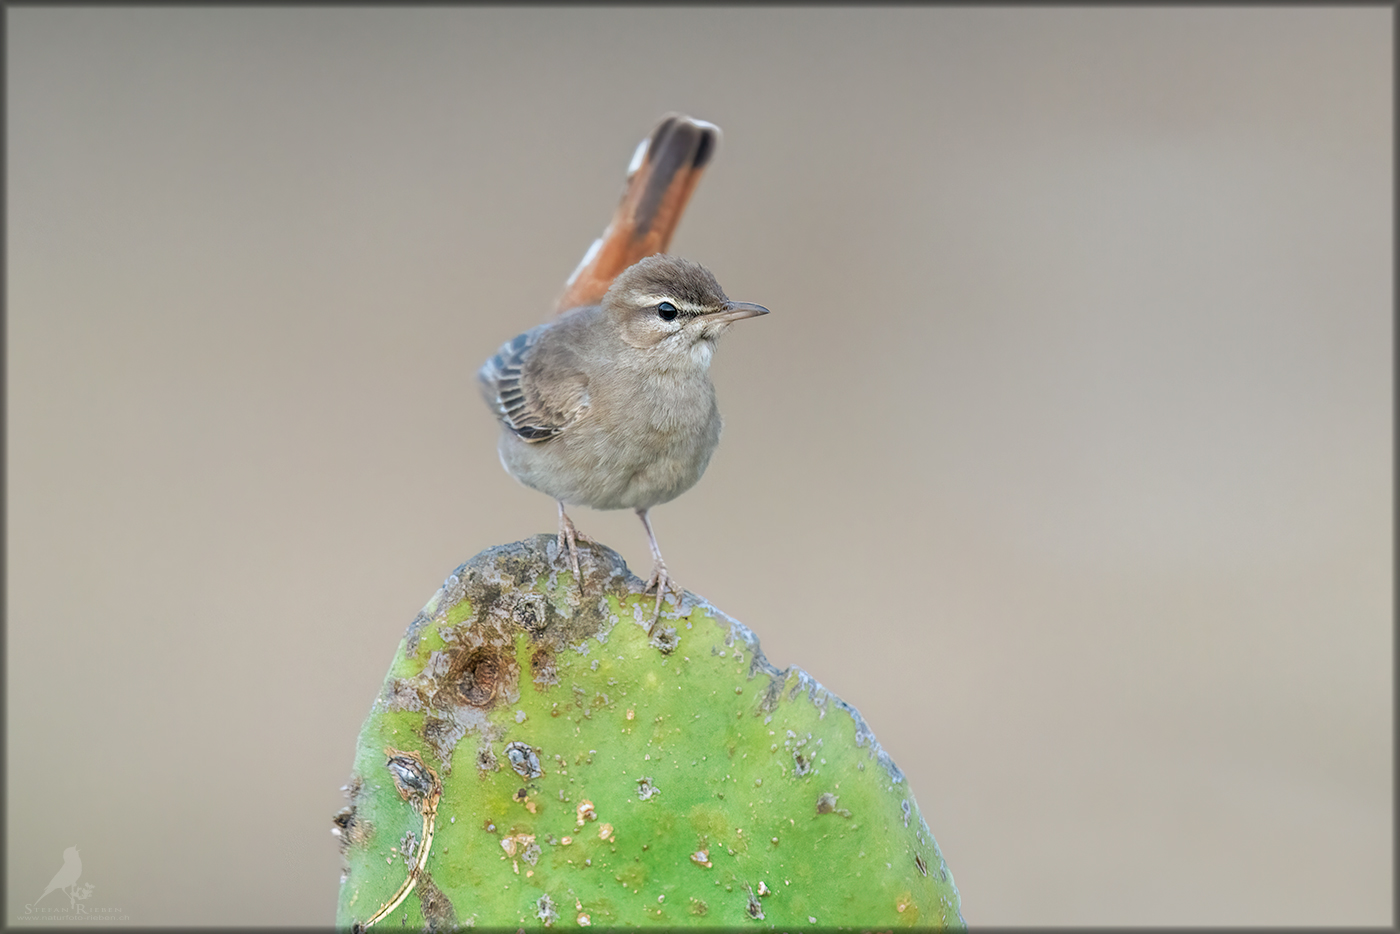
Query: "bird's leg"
556 502 591 595
637 508 683 633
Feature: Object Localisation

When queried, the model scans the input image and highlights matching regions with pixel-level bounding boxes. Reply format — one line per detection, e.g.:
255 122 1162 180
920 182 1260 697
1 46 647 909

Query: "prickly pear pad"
335 536 962 929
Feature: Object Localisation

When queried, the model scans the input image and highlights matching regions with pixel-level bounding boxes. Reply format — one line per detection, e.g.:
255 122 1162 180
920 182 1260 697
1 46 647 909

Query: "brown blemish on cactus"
744 884 764 920
387 539 642 769
331 805 360 854
384 678 425 712
500 589 551 635
332 776 372 885
532 646 559 687
649 625 679 654
332 776 370 850
422 716 468 770
757 676 785 716
816 791 851 818
403 609 433 657
476 742 500 773
415 867 457 931
447 646 506 707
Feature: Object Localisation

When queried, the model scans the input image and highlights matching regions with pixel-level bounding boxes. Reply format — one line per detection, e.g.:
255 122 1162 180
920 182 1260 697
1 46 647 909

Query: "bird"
35 846 81 907
478 115 768 628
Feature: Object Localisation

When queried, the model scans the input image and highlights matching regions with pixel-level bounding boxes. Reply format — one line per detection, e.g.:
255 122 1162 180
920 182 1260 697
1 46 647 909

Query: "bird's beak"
709 301 770 323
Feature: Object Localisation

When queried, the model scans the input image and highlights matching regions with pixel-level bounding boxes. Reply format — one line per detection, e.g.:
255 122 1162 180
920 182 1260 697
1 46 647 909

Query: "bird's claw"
643 561 684 635
556 506 592 597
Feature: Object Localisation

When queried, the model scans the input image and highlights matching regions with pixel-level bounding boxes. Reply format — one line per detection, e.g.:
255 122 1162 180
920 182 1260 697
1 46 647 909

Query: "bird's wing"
478 325 590 442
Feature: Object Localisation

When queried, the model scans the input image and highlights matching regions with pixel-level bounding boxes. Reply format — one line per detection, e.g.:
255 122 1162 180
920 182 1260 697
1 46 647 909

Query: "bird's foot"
642 560 685 635
555 505 592 596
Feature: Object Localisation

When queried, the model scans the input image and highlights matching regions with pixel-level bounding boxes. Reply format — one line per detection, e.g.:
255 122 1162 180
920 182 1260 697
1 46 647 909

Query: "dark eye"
657 301 678 321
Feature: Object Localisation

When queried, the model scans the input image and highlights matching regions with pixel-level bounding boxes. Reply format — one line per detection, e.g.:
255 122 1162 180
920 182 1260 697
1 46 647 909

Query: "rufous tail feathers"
556 114 720 313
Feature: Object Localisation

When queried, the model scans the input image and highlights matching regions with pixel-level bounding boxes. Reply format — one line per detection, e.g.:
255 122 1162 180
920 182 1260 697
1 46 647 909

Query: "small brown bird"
478 116 767 626
480 255 767 624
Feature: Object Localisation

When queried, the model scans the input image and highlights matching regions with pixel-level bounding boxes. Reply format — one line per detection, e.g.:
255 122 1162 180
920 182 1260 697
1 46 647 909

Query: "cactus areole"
334 536 963 929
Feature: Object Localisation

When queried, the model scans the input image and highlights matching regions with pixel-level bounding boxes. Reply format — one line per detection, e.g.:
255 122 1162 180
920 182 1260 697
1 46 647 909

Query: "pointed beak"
709 301 770 324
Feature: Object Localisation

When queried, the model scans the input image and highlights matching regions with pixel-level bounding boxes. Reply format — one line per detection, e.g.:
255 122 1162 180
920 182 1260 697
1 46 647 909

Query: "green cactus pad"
334 536 962 930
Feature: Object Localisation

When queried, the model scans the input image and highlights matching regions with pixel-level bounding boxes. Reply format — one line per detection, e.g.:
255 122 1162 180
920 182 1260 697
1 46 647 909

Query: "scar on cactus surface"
335 536 963 929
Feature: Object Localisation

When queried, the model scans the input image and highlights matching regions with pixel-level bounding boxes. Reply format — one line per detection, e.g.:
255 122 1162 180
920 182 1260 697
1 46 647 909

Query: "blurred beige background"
6 6 1391 926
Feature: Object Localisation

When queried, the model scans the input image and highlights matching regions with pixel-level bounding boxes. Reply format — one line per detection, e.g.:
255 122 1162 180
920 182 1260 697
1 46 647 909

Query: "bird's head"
603 254 768 364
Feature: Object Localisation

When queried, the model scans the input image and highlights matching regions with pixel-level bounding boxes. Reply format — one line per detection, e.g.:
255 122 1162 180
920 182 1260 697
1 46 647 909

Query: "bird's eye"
657 301 678 321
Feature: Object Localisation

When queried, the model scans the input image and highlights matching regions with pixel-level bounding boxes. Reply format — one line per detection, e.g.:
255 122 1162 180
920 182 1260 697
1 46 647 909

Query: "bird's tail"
555 114 721 314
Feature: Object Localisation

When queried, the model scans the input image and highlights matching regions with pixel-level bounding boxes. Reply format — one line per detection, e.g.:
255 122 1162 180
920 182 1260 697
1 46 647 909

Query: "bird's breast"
495 353 723 511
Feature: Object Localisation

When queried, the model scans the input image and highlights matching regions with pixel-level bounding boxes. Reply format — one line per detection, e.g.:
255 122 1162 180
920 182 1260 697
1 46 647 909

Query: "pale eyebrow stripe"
636 293 704 313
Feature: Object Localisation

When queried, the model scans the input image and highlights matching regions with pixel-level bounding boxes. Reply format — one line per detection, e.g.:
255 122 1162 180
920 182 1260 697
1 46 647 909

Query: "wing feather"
478 326 589 442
